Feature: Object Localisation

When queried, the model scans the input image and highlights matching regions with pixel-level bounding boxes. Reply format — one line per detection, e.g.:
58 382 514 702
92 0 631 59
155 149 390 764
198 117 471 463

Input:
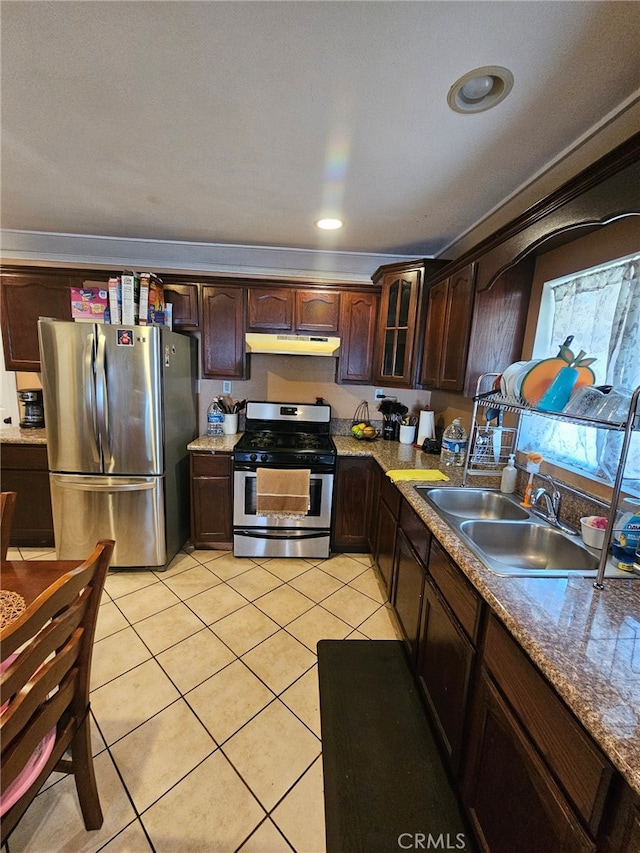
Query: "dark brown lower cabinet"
375 497 397 597
374 472 401 597
1 444 54 547
190 452 232 549
463 669 596 853
393 529 426 663
373 491 632 853
418 575 475 775
598 783 640 853
331 456 376 552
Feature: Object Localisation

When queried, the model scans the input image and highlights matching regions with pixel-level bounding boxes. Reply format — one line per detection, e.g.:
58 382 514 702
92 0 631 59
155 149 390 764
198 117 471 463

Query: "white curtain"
598 258 640 482
519 256 640 490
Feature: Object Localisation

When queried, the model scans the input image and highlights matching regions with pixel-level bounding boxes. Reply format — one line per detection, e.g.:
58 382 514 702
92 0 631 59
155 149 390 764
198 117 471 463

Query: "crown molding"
0 230 420 283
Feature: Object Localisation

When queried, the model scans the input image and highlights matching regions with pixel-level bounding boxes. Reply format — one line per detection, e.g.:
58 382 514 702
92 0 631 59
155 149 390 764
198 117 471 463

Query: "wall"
198 355 431 435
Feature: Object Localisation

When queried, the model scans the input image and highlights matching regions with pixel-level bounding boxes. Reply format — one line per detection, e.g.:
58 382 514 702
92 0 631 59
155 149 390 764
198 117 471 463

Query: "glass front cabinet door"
373 263 423 387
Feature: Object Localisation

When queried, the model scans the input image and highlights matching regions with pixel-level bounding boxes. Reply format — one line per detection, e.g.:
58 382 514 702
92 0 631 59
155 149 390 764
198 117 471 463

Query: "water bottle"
207 399 224 436
440 418 468 467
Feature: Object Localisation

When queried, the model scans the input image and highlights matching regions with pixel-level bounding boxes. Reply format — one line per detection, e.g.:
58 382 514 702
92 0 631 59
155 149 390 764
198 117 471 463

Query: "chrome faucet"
531 474 576 535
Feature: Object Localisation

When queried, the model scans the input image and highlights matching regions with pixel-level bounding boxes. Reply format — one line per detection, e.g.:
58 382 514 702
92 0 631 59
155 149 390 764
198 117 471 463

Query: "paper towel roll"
417 410 435 444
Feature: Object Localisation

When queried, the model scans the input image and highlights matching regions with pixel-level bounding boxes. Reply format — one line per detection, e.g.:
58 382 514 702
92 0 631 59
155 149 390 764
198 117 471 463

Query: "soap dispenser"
500 454 517 494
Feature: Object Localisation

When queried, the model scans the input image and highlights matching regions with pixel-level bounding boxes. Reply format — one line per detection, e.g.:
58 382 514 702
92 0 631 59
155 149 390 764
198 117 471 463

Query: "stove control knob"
250 453 257 462
260 454 269 462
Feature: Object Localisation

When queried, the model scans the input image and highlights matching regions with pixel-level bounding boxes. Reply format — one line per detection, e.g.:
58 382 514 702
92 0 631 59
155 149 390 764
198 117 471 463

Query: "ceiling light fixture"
315 218 343 230
448 66 514 114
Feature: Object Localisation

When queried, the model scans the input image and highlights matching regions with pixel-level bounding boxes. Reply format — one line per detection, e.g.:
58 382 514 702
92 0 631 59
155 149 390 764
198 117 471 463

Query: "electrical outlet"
375 388 385 400
222 380 232 394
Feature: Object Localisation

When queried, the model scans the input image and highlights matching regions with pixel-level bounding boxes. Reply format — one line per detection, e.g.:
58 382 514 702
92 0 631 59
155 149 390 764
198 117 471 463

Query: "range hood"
245 332 341 357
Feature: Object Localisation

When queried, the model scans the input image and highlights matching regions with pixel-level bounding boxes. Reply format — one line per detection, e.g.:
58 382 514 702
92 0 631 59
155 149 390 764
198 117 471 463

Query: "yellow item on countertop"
385 469 450 483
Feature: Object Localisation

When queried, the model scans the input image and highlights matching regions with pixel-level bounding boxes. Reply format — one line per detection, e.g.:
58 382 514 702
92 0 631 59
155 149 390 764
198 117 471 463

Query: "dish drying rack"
464 372 640 590
464 374 519 483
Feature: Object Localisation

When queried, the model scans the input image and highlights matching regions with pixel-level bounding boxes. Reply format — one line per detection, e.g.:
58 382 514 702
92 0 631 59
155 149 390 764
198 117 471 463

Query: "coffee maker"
18 389 45 429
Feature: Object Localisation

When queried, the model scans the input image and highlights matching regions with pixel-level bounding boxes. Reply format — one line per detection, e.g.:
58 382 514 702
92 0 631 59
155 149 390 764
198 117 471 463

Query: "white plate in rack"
500 362 527 399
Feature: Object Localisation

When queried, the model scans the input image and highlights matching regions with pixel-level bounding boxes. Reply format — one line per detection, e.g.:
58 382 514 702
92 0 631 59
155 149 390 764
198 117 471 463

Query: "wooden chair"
1 491 17 561
0 538 115 845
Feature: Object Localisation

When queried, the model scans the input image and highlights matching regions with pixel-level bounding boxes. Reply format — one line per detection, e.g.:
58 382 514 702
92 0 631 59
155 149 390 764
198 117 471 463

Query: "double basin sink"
415 487 608 578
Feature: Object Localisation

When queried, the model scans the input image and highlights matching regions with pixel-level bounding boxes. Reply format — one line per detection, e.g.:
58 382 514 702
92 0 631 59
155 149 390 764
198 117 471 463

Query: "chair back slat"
1 539 114 842
1 595 87 703
1 635 81 746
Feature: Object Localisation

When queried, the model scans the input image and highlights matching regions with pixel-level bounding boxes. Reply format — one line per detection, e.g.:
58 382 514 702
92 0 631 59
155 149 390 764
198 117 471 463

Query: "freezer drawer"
50 473 166 567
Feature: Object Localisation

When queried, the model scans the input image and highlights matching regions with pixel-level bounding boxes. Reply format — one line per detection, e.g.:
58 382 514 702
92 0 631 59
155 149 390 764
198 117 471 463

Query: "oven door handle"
233 463 335 474
233 529 329 540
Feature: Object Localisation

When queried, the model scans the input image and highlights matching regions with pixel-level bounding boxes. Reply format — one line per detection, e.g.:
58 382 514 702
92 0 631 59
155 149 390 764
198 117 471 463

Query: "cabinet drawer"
190 452 231 477
379 472 401 518
428 539 481 643
400 499 430 565
484 614 612 833
1 444 49 470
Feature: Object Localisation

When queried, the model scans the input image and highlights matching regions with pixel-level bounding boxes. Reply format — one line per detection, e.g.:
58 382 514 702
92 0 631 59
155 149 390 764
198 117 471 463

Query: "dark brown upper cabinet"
247 286 340 333
336 290 379 384
373 263 422 387
1 271 74 370
163 282 199 329
420 262 476 391
372 260 448 388
201 284 246 378
296 290 341 333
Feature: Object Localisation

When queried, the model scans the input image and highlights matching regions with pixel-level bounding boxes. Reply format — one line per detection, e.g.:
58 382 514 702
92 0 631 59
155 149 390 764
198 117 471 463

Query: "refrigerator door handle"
95 331 112 465
52 476 157 492
84 331 100 465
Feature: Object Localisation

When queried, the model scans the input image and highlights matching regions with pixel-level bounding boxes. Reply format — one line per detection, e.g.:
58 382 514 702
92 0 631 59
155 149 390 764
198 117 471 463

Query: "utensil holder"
223 413 239 434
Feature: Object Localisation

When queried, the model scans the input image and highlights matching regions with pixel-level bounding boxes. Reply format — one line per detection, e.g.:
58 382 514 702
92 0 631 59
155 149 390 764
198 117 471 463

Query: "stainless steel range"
233 401 336 558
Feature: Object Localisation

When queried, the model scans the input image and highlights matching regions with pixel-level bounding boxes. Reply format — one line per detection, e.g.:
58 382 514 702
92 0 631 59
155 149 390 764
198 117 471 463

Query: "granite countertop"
187 434 239 453
0 426 48 445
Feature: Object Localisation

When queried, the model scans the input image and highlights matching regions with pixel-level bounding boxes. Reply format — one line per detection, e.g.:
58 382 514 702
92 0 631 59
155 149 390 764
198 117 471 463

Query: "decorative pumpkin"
520 345 596 405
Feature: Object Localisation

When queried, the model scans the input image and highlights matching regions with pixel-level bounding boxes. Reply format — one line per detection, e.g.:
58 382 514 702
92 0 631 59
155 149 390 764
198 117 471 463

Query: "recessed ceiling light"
448 66 514 114
315 218 343 230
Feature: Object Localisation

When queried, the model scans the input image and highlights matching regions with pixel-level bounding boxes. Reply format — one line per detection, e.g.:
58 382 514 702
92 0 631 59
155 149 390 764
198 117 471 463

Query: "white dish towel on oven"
256 468 311 518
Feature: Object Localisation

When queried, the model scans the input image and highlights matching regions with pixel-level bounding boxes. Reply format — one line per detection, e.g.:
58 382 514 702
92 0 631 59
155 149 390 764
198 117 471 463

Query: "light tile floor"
4 545 402 853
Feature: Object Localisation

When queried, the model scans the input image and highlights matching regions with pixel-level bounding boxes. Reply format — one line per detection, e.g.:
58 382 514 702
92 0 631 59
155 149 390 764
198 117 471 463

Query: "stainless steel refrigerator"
38 319 197 568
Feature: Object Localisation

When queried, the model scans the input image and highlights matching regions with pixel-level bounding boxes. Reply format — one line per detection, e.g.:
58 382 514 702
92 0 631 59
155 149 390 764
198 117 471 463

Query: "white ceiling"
2 1 639 270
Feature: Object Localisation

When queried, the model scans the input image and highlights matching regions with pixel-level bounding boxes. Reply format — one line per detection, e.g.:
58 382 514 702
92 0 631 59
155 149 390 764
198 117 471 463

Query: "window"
518 252 640 493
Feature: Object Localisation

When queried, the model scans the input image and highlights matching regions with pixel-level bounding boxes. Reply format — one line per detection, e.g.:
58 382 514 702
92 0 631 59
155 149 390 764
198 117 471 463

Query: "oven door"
233 469 334 529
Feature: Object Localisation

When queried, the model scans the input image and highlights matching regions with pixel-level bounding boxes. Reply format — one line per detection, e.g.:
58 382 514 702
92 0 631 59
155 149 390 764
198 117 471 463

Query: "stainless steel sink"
414 486 629 578
417 487 530 521
458 520 599 576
